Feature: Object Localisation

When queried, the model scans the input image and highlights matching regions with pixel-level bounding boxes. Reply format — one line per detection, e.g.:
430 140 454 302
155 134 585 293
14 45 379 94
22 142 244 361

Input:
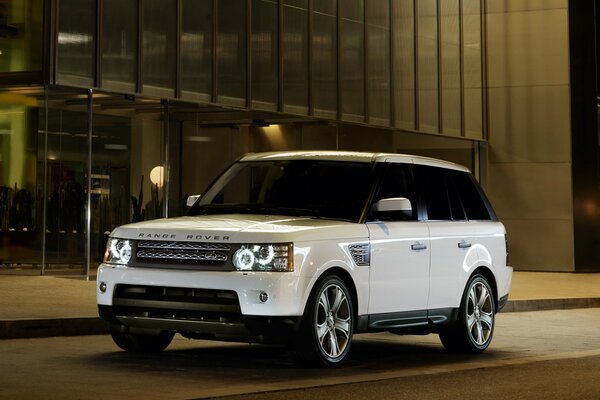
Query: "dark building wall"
569 0 600 271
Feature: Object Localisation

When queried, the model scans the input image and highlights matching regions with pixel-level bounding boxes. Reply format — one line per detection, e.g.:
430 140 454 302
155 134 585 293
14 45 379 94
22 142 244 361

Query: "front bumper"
96 264 310 338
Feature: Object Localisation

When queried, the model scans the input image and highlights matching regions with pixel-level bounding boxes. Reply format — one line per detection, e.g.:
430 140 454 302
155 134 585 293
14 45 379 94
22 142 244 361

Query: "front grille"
113 284 242 323
135 240 231 267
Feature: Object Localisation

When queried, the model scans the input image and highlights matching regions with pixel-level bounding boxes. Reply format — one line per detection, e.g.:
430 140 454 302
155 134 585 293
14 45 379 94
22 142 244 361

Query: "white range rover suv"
97 151 512 366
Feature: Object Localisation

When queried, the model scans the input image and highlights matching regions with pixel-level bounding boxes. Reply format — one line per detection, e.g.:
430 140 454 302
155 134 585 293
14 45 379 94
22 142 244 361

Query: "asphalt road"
1 309 599 400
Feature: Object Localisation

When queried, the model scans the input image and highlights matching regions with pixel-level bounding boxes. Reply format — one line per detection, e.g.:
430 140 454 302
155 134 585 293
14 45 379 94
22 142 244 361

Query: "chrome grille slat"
135 240 231 266
137 249 228 262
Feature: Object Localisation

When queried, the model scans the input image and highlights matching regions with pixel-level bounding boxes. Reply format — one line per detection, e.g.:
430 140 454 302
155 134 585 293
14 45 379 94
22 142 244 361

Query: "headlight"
232 243 293 272
104 238 132 265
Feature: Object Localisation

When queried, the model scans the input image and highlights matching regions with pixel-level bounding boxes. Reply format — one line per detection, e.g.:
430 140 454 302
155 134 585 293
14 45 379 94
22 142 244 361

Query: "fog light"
99 281 107 293
259 291 268 303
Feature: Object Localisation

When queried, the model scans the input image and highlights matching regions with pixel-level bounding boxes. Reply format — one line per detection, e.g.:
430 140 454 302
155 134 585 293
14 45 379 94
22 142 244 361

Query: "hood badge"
137 233 230 241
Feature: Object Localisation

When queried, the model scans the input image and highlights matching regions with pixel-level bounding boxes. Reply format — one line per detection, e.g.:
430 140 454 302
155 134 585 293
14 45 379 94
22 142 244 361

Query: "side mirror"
186 194 201 207
372 197 413 219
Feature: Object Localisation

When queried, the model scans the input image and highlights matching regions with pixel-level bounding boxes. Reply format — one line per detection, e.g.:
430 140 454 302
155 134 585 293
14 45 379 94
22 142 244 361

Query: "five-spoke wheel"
439 274 495 353
295 275 354 366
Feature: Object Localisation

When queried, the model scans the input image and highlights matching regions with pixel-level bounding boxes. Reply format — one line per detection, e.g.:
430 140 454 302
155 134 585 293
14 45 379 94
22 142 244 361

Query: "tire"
439 274 495 353
110 325 174 353
294 275 354 366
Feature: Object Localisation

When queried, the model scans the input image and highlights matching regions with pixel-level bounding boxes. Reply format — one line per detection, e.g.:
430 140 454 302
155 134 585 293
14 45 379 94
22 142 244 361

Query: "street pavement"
0 309 599 399
1 270 600 399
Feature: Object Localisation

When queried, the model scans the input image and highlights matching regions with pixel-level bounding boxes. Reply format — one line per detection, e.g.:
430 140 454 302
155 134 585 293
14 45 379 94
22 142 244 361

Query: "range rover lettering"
97 151 512 366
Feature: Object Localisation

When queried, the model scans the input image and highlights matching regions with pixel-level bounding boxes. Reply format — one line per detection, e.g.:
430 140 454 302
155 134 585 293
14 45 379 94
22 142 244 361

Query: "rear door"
413 165 493 310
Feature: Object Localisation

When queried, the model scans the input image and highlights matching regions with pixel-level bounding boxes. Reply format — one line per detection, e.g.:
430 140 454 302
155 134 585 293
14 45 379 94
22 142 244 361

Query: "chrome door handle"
411 242 427 251
458 240 472 249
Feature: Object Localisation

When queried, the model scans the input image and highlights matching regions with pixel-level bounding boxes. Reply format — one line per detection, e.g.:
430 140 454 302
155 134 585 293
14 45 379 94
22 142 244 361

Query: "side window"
449 170 492 220
413 165 452 221
372 163 417 221
447 178 467 220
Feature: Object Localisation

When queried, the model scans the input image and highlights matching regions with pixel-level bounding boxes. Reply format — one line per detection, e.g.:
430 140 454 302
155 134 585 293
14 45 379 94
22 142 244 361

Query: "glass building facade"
0 0 506 277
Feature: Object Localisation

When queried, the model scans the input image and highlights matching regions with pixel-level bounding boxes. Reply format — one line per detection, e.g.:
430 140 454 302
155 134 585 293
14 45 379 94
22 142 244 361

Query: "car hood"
110 214 367 243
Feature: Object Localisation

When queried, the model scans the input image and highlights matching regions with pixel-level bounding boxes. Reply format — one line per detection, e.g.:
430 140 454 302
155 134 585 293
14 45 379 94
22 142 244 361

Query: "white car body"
97 151 512 365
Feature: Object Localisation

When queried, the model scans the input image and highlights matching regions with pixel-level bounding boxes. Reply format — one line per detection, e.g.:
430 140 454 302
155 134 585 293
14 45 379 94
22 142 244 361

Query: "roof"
240 151 469 172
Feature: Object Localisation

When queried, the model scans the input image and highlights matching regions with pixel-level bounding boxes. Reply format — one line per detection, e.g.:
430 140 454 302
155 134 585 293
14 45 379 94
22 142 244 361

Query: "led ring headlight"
232 243 293 272
105 238 132 265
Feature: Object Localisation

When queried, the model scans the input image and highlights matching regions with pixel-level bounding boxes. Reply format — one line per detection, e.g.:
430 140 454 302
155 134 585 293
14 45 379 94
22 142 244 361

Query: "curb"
501 298 600 313
0 317 108 340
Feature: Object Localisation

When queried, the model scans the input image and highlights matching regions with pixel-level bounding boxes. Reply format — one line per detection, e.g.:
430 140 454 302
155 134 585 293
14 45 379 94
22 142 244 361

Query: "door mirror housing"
186 194 201 207
372 197 413 220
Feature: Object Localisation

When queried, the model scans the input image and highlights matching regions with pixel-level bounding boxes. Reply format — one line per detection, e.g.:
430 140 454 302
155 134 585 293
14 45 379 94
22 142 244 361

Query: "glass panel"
181 0 213 101
441 0 461 135
340 17 364 121
0 102 42 267
251 0 278 110
102 0 137 92
283 0 308 8
91 113 164 262
367 0 390 126
217 0 247 106
0 0 43 72
417 0 438 133
142 0 176 96
463 0 482 139
340 0 363 21
282 4 308 114
181 125 237 199
392 0 414 130
312 11 337 118
43 105 88 269
314 0 336 15
57 0 95 85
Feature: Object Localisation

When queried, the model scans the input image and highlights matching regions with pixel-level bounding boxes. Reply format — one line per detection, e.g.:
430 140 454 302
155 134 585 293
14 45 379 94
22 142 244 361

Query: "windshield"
188 160 375 222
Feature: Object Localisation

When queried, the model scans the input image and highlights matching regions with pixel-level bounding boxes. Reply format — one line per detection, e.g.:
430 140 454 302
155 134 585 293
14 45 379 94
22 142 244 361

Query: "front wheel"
110 325 174 353
295 275 354 366
439 274 495 353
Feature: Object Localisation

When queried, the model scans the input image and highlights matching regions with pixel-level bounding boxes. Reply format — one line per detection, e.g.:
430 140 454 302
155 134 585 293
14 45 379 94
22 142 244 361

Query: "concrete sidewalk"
1 271 599 339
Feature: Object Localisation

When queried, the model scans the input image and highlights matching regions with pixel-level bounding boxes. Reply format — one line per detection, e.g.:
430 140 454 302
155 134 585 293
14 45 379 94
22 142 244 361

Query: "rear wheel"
295 275 354 366
110 325 174 353
439 274 495 353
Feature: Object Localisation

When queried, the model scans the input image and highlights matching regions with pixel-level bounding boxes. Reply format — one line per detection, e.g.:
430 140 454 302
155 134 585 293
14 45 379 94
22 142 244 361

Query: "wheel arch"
306 266 359 320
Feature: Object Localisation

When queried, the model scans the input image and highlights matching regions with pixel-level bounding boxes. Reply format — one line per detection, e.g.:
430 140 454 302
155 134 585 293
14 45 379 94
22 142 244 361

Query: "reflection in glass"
392 0 415 130
340 17 364 121
314 0 336 15
181 0 213 101
283 4 308 114
340 0 363 21
312 11 337 118
417 0 438 133
42 108 88 266
0 0 43 72
463 0 482 139
441 0 461 135
102 0 137 92
57 0 95 85
142 0 176 96
181 125 236 198
367 0 390 126
217 0 247 106
252 0 278 110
